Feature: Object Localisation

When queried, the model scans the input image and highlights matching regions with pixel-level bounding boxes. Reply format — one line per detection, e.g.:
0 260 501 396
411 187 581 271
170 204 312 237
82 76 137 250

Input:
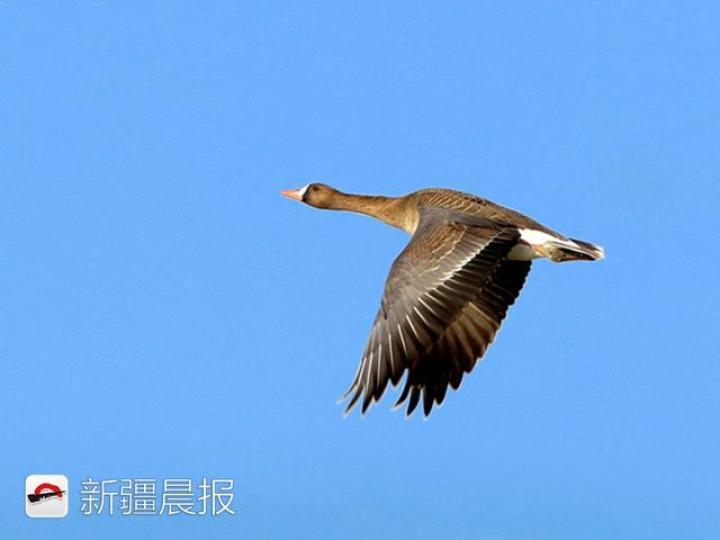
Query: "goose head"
281 183 340 209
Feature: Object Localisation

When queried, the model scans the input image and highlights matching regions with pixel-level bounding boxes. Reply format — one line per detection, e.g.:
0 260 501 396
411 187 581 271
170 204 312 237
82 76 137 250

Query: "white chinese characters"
80 477 235 517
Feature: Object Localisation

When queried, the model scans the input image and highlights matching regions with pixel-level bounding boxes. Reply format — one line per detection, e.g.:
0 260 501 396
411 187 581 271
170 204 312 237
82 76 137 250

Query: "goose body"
282 184 604 417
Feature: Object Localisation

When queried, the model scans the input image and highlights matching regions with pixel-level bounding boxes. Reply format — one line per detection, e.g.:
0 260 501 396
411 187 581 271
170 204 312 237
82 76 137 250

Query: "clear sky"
2 1 719 538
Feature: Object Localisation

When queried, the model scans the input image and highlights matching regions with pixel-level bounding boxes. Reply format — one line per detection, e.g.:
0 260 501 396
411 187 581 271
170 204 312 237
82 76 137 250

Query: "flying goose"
282 184 604 417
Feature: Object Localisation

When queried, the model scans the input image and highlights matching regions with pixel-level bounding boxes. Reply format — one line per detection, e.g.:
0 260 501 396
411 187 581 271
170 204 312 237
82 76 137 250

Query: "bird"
281 183 604 417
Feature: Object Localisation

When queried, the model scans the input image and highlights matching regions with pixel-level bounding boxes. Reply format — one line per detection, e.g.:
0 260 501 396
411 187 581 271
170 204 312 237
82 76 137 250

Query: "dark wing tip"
406 386 421 417
342 386 362 416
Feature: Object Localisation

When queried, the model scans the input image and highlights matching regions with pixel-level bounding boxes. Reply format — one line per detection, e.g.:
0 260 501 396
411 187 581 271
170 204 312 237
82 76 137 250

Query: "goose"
282 183 604 417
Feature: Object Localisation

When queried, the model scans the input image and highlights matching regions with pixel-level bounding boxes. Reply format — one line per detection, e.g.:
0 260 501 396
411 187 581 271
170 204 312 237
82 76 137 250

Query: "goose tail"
542 237 605 262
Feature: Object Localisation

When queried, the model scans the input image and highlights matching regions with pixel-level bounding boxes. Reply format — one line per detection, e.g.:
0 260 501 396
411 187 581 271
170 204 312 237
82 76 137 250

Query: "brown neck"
327 191 414 233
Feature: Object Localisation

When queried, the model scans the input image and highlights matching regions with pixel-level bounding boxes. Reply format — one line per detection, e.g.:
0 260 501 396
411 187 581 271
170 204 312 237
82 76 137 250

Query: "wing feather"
343 206 531 416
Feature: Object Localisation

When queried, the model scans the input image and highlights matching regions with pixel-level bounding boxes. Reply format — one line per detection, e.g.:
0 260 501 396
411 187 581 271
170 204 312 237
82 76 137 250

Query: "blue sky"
2 1 719 538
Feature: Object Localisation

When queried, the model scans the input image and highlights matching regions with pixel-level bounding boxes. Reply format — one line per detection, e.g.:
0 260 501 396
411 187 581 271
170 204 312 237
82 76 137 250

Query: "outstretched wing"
342 207 531 417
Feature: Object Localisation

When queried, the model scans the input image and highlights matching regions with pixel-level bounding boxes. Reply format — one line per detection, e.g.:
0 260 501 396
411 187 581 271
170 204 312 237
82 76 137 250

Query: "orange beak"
281 187 304 201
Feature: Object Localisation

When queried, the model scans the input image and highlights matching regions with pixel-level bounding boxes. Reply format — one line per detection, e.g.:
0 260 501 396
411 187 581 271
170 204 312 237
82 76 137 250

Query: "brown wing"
394 258 531 416
342 207 532 417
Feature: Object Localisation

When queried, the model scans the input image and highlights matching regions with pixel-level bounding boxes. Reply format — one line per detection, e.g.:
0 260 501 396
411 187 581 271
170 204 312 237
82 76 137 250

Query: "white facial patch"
297 184 310 198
